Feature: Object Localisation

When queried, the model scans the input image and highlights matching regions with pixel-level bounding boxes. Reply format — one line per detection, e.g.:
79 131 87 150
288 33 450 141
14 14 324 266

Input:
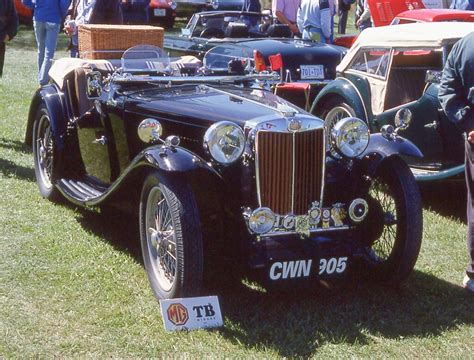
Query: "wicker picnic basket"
78 24 164 60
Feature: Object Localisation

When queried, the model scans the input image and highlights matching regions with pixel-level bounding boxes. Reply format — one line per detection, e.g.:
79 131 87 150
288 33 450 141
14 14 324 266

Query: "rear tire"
139 172 203 300
363 156 422 283
32 103 62 201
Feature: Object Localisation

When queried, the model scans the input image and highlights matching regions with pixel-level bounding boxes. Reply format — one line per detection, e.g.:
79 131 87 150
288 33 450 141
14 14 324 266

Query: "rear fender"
310 77 367 122
25 86 68 150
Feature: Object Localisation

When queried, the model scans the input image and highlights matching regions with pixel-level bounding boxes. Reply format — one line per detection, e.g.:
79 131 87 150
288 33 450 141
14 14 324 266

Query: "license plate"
153 8 166 16
300 65 324 80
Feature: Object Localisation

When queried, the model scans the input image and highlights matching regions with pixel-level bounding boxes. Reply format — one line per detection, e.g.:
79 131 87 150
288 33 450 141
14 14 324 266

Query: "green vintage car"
312 22 474 181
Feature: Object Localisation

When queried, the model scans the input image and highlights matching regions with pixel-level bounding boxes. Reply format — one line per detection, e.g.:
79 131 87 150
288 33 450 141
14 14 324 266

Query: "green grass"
0 26 473 358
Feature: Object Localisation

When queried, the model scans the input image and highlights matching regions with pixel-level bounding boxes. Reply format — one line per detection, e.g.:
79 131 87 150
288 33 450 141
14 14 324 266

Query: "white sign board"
160 296 223 331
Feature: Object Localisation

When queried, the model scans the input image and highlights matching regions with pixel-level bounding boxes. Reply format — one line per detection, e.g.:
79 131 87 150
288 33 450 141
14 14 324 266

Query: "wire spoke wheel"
322 102 357 153
368 176 398 261
362 157 422 283
33 104 61 200
140 173 203 300
35 114 54 188
145 188 177 292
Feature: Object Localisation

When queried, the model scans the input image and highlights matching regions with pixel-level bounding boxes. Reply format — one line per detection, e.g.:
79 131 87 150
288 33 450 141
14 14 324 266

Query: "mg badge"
288 118 302 132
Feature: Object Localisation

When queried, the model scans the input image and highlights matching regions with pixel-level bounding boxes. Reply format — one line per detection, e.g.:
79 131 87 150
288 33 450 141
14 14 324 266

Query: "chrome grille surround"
250 117 326 216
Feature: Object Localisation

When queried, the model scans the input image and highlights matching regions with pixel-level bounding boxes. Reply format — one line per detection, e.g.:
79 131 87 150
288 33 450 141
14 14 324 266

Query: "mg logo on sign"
167 303 189 326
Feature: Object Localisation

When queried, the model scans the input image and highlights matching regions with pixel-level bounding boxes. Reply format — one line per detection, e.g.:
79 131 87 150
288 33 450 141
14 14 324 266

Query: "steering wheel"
200 27 225 38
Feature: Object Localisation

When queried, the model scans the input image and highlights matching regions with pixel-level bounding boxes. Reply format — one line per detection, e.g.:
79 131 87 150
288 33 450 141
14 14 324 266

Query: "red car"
333 0 474 48
148 0 177 28
391 8 474 24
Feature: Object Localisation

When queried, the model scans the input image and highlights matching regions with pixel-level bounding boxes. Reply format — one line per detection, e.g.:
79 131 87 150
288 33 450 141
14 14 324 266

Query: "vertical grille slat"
256 128 324 215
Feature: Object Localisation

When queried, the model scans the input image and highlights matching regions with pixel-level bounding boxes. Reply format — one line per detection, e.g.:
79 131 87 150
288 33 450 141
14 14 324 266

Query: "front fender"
84 144 223 206
310 77 367 122
361 133 423 159
25 85 68 149
142 145 222 175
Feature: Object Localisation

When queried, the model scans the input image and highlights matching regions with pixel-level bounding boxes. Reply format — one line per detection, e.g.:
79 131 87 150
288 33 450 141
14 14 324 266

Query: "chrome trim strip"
262 225 352 238
255 132 262 207
320 127 326 207
246 116 324 133
291 132 296 213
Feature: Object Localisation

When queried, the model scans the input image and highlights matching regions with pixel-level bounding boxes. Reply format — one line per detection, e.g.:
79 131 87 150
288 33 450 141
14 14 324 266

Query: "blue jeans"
33 20 60 86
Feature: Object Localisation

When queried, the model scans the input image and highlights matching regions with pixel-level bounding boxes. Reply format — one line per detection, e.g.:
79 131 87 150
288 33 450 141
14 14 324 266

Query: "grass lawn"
0 25 473 358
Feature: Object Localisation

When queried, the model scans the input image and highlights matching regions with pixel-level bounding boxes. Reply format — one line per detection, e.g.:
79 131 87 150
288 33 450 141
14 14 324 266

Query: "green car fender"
310 77 368 122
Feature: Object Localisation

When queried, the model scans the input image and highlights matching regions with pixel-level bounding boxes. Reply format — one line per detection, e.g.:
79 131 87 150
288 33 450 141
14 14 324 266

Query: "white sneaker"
463 275 474 293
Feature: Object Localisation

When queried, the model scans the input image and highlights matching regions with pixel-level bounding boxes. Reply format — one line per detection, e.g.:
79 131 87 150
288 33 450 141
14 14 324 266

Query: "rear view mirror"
425 70 442 84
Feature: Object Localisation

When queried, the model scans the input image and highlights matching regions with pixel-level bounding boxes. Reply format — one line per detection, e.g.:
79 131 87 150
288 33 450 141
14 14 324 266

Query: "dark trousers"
465 140 474 278
338 9 349 34
0 42 5 77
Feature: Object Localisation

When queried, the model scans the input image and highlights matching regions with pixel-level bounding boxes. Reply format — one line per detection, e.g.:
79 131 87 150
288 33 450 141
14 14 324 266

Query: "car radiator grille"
256 128 325 215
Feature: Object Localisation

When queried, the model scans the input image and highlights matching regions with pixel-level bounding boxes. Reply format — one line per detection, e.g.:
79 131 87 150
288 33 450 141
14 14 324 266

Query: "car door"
75 104 115 184
374 49 447 164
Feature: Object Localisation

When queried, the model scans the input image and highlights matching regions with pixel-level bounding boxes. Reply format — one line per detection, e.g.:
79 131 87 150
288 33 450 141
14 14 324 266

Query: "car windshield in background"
203 45 252 71
187 12 270 38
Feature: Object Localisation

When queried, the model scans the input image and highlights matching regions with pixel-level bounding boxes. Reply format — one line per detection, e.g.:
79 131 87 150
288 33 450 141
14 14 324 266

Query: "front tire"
32 103 61 201
139 172 203 300
363 156 422 283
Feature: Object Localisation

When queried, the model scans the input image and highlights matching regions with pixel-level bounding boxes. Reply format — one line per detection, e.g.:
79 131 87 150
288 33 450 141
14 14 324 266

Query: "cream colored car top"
337 22 474 73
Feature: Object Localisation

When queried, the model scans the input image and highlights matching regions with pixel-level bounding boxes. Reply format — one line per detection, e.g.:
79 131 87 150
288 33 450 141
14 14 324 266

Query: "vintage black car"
164 11 345 89
26 47 423 300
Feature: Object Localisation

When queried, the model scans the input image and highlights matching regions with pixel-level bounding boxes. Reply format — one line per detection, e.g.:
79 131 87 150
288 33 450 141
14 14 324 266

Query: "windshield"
121 45 202 75
203 46 253 72
188 12 271 38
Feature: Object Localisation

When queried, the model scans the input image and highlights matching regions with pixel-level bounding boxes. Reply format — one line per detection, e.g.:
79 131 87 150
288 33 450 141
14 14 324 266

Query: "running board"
411 164 464 181
56 177 108 204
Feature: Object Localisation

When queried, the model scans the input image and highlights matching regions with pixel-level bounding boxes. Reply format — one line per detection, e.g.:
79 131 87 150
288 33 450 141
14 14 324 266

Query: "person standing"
0 0 19 77
438 31 474 293
272 0 301 36
64 0 123 58
337 0 353 35
450 0 474 10
297 0 335 43
355 0 371 31
23 0 70 86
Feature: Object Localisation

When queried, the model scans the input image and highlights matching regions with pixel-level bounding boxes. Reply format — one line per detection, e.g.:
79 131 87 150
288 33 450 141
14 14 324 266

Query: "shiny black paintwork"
26 74 422 283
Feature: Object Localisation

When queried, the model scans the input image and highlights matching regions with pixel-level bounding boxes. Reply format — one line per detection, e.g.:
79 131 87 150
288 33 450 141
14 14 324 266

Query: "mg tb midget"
25 47 423 300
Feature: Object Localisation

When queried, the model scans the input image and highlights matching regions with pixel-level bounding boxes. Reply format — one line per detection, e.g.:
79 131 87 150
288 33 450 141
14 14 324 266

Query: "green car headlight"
331 117 369 158
204 121 245 164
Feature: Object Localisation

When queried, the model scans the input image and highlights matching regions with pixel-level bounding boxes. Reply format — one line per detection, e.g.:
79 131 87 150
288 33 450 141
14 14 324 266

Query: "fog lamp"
249 207 275 234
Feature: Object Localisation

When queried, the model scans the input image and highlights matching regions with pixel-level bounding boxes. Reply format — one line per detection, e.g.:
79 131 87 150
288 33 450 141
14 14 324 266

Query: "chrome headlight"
331 117 369 158
204 121 245 164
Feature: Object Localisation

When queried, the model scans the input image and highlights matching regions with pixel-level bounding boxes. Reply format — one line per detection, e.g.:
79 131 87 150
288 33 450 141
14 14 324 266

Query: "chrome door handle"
92 135 108 145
